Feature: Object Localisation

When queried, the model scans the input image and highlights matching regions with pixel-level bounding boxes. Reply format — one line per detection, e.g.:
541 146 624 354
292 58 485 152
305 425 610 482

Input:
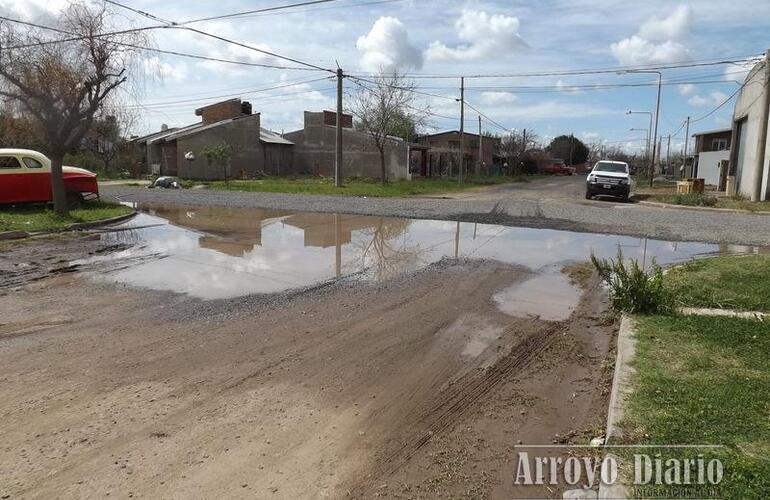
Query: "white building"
729 56 770 200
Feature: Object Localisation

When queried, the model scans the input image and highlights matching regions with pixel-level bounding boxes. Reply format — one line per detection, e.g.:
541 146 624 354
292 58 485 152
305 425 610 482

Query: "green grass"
667 255 770 312
643 191 770 212
0 201 132 232
625 314 770 499
202 175 535 197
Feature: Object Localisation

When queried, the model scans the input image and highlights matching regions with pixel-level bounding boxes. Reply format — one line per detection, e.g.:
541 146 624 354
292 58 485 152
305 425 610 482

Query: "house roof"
691 127 731 137
260 128 293 145
148 122 207 144
420 130 500 141
130 127 180 143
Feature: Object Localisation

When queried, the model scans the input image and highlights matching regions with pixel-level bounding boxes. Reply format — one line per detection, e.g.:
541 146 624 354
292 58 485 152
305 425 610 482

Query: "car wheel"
65 192 83 209
585 191 593 200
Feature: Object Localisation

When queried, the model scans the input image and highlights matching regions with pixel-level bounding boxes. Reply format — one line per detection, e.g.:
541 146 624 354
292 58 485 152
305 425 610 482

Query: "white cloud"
425 10 527 61
724 59 761 84
356 17 422 73
678 83 696 96
143 57 188 83
479 91 518 106
688 91 728 107
610 5 692 66
638 5 690 40
582 132 600 141
556 79 581 93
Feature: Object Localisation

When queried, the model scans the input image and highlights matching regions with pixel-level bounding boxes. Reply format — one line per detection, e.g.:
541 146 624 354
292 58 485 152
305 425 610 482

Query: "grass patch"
714 197 770 213
202 175 533 197
0 201 132 232
625 314 770 499
667 255 770 312
646 192 718 207
591 251 673 314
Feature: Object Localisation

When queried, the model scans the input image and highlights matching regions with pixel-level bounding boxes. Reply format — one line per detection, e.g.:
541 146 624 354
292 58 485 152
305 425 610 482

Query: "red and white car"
0 149 99 205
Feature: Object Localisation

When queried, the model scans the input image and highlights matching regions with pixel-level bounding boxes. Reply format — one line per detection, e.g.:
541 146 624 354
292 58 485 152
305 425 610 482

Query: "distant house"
283 110 411 179
417 131 502 177
130 98 293 180
691 128 731 188
728 56 770 200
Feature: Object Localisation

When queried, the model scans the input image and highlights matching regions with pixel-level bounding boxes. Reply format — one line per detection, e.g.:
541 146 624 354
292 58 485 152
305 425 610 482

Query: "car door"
21 155 52 202
0 155 27 204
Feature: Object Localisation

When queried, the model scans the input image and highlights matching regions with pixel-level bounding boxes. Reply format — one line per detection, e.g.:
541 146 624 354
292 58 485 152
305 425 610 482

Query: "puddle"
493 268 582 321
81 203 767 302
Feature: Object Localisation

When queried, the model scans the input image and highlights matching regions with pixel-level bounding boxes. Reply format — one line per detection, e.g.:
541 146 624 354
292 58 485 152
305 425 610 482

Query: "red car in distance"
543 159 574 175
0 149 99 206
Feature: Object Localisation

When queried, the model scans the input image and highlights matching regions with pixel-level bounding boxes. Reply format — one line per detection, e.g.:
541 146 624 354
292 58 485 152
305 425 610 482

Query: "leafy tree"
547 134 589 166
0 4 146 213
201 143 233 181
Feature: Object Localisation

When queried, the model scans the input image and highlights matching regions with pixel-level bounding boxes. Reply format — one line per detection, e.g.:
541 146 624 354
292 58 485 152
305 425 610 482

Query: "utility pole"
335 67 343 187
569 132 574 166
477 115 482 176
666 134 671 173
683 116 690 178
751 48 770 201
650 72 662 187
458 76 465 183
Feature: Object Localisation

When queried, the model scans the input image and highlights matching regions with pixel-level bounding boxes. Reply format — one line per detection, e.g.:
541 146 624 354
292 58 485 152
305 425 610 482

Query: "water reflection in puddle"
493 268 582 321
84 203 765 302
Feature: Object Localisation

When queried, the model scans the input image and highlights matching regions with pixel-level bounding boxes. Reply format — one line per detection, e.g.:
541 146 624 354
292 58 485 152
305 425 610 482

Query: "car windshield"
594 162 627 173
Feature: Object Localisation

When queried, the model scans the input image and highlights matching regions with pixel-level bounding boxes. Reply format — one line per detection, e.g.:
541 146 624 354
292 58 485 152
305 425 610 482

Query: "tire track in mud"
349 320 565 497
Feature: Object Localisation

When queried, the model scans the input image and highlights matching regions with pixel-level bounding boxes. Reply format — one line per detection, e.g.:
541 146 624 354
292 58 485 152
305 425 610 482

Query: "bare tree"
498 129 540 171
84 106 139 176
350 72 427 184
0 3 145 213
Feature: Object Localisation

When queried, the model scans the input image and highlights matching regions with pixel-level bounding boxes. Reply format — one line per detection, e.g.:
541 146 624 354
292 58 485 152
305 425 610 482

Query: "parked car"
149 176 181 189
0 149 99 206
543 159 573 175
585 160 633 202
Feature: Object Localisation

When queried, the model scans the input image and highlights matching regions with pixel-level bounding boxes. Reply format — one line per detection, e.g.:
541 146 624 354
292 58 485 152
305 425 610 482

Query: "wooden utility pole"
521 128 527 176
477 115 482 176
458 76 465 183
335 67 343 187
751 48 770 201
569 132 574 166
683 116 690 178
666 134 671 173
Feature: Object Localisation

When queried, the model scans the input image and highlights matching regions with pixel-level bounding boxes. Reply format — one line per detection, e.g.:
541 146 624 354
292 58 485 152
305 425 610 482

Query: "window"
711 138 728 151
0 156 22 169
23 157 44 169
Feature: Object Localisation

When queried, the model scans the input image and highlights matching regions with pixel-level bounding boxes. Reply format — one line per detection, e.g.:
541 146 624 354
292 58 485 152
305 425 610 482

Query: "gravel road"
102 180 770 246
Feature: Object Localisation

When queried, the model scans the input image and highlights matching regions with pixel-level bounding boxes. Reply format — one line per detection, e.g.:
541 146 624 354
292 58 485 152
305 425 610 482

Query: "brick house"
416 131 502 177
283 110 411 179
130 98 293 180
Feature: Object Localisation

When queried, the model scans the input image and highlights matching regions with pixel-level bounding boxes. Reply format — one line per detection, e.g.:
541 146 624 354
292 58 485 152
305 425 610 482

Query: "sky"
2 0 769 154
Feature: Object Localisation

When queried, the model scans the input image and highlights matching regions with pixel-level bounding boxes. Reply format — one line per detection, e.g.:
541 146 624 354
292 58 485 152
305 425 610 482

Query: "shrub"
671 193 717 207
590 250 673 314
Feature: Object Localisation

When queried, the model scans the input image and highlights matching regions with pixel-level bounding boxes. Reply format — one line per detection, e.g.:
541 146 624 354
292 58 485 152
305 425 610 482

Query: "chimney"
241 101 252 115
161 123 168 131
195 98 244 125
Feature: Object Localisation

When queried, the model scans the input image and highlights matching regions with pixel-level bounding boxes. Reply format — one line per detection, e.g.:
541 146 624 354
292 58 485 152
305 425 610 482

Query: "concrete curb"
635 198 770 216
680 307 768 321
0 210 136 240
597 314 637 500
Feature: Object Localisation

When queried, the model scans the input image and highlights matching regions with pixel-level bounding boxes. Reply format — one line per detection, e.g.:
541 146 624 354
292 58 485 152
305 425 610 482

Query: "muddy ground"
0 234 616 499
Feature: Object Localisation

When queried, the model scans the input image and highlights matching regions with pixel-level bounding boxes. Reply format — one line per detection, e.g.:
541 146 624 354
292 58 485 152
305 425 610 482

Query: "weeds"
590 250 673 314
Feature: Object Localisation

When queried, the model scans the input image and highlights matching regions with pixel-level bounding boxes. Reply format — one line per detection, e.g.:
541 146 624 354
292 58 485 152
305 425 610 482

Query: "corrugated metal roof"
130 127 180 143
260 128 293 145
148 122 206 144
691 127 731 137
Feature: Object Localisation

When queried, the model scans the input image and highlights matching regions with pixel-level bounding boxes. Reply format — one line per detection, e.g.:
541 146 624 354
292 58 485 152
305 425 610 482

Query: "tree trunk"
49 153 68 215
379 149 387 185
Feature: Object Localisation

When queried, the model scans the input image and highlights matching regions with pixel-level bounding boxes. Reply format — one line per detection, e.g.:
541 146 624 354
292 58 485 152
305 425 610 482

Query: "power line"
0 15 320 71
124 76 333 109
348 56 762 80
463 101 512 133
690 61 766 124
217 0 404 21
177 0 342 25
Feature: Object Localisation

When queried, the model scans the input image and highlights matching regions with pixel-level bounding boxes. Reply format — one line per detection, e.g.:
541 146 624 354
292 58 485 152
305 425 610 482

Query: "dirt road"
0 233 615 499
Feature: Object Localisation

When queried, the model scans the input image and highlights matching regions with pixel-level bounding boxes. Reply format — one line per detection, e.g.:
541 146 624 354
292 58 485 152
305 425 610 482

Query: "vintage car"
0 149 99 205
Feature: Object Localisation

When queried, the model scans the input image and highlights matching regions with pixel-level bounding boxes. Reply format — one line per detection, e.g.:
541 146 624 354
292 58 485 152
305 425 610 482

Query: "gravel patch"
102 185 770 246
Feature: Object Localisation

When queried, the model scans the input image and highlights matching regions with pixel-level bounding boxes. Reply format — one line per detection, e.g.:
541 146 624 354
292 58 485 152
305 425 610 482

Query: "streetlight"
625 110 653 165
618 70 662 187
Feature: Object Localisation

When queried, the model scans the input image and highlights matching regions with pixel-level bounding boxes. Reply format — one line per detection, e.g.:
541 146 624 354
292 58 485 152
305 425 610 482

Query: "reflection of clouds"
92 208 744 301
